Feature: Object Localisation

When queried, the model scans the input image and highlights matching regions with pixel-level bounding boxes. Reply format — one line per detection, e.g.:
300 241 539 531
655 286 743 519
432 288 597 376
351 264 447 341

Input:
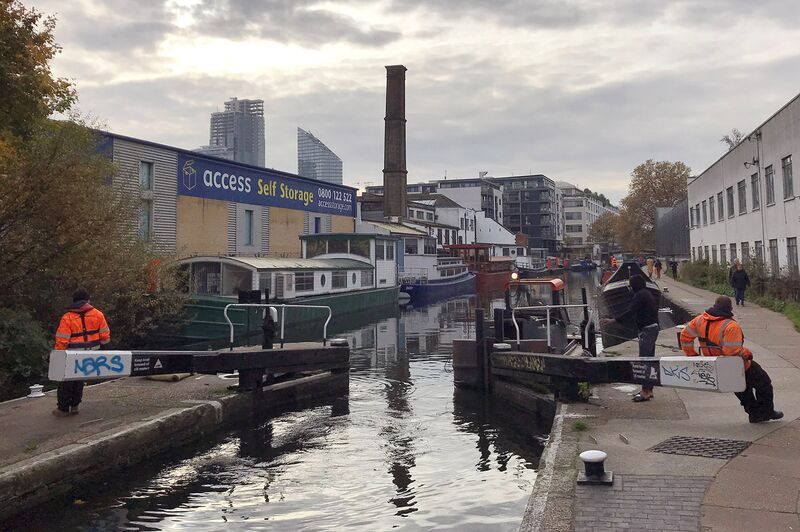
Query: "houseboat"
177 233 400 347
445 243 515 292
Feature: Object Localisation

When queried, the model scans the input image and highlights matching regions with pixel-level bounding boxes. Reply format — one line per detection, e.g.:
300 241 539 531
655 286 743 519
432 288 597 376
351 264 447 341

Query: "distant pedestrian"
646 257 655 278
53 289 110 417
600 275 659 402
680 296 782 423
731 262 751 306
610 255 618 270
670 257 678 279
654 258 663 279
728 259 741 285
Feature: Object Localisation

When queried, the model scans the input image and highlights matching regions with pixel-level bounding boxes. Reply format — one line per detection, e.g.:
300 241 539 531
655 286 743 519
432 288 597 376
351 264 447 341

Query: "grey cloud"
190 0 400 47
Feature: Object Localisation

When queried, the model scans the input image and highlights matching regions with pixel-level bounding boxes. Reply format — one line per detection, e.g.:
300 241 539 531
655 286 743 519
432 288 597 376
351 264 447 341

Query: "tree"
617 160 690 252
0 1 74 138
0 2 185 393
588 212 619 247
720 128 745 151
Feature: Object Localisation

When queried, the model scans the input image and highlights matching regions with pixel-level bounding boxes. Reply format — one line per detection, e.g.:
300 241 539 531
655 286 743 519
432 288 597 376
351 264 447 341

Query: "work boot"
69 405 80 416
52 409 70 417
769 410 784 421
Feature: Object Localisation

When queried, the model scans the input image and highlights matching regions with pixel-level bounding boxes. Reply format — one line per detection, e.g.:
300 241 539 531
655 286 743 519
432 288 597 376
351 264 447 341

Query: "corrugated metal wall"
655 198 690 258
112 138 177 252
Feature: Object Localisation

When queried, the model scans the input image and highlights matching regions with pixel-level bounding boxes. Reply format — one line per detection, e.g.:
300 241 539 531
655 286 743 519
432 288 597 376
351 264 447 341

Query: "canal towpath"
527 274 800 532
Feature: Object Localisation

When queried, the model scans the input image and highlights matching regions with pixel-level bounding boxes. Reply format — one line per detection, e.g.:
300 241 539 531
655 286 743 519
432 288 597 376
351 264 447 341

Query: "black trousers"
57 381 84 411
734 361 774 419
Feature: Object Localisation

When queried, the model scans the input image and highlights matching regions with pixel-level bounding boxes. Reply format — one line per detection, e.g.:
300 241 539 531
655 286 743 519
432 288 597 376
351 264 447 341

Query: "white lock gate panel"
658 356 746 393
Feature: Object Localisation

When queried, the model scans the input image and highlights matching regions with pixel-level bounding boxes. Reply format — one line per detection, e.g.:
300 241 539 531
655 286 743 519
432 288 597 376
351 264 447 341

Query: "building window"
751 173 760 210
741 242 750 264
737 180 747 214
405 238 418 255
139 201 152 241
694 204 701 226
769 239 779 274
788 237 798 275
566 224 583 233
709 196 715 224
424 238 436 255
689 207 695 228
720 245 727 265
729 243 737 263
244 209 254 245
294 272 314 292
426 212 433 221
717 191 724 220
704 246 709 260
460 218 465 229
726 187 735 217
711 245 718 264
437 228 442 243
332 271 347 289
565 212 582 220
755 241 764 263
765 165 775 205
416 211 424 220
139 161 153 190
314 216 321 234
361 269 374 287
783 155 793 199
691 247 696 262
701 200 708 225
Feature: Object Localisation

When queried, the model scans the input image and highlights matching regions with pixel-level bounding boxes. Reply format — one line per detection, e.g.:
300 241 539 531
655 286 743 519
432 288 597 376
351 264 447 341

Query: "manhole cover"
648 435 751 460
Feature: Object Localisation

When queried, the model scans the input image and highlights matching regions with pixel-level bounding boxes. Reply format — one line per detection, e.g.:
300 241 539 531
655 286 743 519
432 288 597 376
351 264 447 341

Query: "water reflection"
15 294 549 532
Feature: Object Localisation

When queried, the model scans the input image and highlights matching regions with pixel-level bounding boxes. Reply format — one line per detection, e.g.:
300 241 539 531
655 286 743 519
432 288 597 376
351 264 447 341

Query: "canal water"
24 272 603 531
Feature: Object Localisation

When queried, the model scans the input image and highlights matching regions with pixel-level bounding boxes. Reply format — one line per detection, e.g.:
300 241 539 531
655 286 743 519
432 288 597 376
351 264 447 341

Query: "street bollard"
577 449 613 485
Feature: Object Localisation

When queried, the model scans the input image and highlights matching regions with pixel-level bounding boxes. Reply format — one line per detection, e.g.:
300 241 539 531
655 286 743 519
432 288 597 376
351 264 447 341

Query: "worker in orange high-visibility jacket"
53 288 111 417
679 295 782 423
610 255 618 269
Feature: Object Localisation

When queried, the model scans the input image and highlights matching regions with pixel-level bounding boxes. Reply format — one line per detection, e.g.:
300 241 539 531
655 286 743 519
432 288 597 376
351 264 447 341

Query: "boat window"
332 271 347 288
192 262 221 295
320 274 326 287
361 269 374 287
328 239 348 254
350 239 370 258
509 283 552 308
405 238 419 255
294 272 315 292
375 241 385 260
385 241 395 260
258 273 271 295
306 239 326 258
424 238 436 255
352 273 357 284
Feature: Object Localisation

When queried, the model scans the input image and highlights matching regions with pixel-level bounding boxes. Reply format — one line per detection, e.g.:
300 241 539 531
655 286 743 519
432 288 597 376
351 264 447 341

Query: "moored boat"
600 260 661 345
399 256 476 305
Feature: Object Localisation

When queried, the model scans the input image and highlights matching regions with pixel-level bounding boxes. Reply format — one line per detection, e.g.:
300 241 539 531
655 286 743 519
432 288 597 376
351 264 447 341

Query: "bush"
0 308 50 390
679 260 800 331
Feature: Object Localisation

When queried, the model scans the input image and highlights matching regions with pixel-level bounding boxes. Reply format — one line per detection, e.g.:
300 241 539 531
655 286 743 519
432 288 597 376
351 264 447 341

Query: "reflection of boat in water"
600 260 661 345
399 256 476 305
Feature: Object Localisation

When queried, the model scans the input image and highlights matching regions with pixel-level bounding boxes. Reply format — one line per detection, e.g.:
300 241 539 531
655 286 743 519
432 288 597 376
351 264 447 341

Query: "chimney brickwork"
383 65 408 218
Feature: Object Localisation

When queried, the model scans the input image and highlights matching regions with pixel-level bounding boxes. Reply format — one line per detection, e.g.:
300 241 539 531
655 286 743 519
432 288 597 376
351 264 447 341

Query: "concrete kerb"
519 402 581 532
0 371 347 522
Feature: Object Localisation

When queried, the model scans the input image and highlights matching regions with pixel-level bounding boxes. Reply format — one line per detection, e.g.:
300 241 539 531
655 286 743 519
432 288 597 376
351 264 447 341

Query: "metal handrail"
510 304 590 349
223 303 333 349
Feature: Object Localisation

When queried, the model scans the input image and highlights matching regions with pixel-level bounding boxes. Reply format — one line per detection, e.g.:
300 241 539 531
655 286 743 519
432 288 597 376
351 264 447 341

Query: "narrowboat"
600 260 661 345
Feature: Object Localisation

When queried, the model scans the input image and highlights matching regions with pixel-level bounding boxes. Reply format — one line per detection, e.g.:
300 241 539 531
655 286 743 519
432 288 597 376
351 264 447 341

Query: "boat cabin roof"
179 255 373 272
509 278 565 292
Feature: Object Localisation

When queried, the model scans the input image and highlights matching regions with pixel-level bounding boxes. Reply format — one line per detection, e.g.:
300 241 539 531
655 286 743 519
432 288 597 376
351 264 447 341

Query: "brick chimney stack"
383 65 407 218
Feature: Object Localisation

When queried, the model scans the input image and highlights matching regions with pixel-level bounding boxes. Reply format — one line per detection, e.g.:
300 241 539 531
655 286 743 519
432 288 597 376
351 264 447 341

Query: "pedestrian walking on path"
670 257 678 279
679 295 782 423
654 258 662 279
646 257 655 278
600 274 659 402
731 262 751 306
53 289 111 417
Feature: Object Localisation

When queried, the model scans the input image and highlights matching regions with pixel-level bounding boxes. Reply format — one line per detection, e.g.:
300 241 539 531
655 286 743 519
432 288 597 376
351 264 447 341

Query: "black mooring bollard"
577 449 613 485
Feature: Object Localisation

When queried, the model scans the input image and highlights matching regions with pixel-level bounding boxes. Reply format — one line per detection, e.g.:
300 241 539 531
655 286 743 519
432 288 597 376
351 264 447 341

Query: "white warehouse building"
688 92 799 274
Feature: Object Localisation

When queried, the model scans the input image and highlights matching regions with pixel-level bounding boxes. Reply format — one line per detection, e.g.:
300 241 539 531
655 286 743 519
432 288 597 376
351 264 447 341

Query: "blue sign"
177 154 355 217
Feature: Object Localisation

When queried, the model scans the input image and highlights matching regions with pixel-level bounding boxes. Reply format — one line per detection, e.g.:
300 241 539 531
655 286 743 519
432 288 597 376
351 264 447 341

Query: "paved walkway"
570 275 800 531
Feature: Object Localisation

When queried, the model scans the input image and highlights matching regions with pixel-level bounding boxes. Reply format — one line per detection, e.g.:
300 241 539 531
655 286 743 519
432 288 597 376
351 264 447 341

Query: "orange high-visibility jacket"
54 302 111 350
679 311 752 370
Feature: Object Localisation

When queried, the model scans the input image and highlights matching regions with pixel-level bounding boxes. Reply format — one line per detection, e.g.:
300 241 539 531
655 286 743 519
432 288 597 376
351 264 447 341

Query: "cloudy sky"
36 0 800 202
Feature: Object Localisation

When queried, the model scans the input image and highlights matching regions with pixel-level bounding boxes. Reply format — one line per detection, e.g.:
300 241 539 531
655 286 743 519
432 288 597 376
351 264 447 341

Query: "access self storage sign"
177 154 356 217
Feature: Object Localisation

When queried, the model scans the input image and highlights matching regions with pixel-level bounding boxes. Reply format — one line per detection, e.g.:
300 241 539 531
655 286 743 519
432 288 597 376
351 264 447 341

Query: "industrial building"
688 92 799 274
104 131 356 259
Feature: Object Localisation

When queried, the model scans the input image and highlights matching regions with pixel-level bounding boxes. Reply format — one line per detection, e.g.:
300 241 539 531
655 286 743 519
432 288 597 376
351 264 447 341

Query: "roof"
300 233 398 241
408 193 465 209
179 255 372 271
360 220 427 236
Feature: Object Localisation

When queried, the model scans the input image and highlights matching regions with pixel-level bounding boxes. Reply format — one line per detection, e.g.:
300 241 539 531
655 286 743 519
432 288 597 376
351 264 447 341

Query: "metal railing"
510 303 593 350
223 303 333 349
